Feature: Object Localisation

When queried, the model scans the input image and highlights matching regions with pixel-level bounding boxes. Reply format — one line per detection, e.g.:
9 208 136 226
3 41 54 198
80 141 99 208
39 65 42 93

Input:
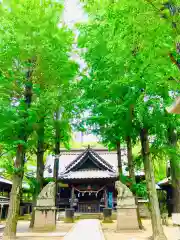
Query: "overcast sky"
62 0 98 143
63 0 87 26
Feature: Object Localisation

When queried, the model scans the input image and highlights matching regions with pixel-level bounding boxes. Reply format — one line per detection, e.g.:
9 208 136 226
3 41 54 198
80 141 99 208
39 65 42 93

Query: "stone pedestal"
172 213 180 226
34 207 56 231
115 181 139 231
33 182 56 231
116 206 139 230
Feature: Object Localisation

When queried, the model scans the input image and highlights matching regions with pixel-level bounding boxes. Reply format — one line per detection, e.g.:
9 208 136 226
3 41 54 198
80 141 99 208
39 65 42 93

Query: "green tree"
78 0 179 239
145 0 180 216
29 82 78 228
0 1 78 238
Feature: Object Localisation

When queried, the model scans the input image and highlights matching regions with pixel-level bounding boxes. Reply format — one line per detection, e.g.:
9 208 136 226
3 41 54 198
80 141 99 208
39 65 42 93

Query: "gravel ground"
0 221 74 240
16 221 74 233
102 219 180 240
17 237 64 240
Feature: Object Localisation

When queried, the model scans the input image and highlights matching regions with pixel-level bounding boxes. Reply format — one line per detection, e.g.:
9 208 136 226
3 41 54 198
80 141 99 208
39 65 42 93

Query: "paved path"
64 219 105 240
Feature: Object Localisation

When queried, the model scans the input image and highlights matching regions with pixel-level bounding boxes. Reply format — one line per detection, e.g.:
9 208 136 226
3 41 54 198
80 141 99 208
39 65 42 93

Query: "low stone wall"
138 200 150 218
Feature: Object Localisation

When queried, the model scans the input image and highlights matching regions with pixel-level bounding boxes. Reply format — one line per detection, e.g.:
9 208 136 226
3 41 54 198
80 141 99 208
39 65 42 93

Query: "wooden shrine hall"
45 146 144 213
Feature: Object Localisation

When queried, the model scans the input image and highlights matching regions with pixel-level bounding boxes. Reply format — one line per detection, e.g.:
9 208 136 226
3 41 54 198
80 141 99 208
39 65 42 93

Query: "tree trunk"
3 146 25 240
126 136 135 179
140 128 167 240
117 141 123 176
53 109 60 221
126 136 144 230
3 58 35 239
54 108 61 157
29 195 36 229
54 108 60 180
168 127 180 213
29 117 45 228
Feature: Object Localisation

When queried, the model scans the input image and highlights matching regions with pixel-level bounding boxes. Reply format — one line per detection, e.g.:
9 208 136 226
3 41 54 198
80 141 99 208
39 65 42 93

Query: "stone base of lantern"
172 213 180 226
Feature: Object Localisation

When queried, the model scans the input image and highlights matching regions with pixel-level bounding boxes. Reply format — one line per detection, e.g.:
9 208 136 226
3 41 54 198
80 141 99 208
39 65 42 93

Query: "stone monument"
34 182 56 231
115 180 139 230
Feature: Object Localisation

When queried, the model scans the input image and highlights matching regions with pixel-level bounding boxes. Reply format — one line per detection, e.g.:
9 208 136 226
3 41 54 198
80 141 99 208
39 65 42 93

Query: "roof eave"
59 177 117 181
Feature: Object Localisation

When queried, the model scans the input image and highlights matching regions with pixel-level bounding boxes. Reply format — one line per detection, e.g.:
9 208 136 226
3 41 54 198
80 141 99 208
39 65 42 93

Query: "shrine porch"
57 180 116 213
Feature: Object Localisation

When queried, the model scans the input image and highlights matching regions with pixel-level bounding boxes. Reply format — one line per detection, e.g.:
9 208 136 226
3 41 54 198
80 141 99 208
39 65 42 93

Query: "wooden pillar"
5 205 8 219
27 205 30 214
106 188 109 208
20 206 24 216
54 155 59 208
54 155 59 224
104 187 108 208
70 186 75 209
0 204 3 223
108 192 113 209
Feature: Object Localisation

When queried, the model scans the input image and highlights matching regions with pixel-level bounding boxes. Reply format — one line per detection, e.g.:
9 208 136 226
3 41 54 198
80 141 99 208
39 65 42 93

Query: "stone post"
103 208 113 223
65 208 74 223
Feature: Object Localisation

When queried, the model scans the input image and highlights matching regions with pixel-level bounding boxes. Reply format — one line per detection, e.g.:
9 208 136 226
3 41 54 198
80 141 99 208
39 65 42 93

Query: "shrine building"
45 146 144 213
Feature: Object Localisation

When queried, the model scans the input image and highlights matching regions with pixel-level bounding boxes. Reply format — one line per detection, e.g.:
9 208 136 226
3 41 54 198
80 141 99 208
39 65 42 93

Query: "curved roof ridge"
62 147 116 175
63 148 89 172
89 148 116 172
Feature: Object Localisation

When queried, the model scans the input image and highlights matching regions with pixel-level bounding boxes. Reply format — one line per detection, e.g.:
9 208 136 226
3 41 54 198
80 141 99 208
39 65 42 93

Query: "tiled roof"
60 169 117 180
62 148 116 174
157 177 171 186
44 147 144 179
0 177 31 189
0 177 12 185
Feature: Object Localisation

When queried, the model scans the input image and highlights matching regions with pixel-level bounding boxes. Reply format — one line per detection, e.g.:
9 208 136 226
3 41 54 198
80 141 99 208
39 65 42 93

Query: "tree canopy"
0 0 179 239
77 0 179 239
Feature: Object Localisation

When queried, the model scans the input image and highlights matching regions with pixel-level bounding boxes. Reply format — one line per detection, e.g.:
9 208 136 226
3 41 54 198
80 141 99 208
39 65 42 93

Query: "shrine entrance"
78 200 99 213
73 185 105 213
